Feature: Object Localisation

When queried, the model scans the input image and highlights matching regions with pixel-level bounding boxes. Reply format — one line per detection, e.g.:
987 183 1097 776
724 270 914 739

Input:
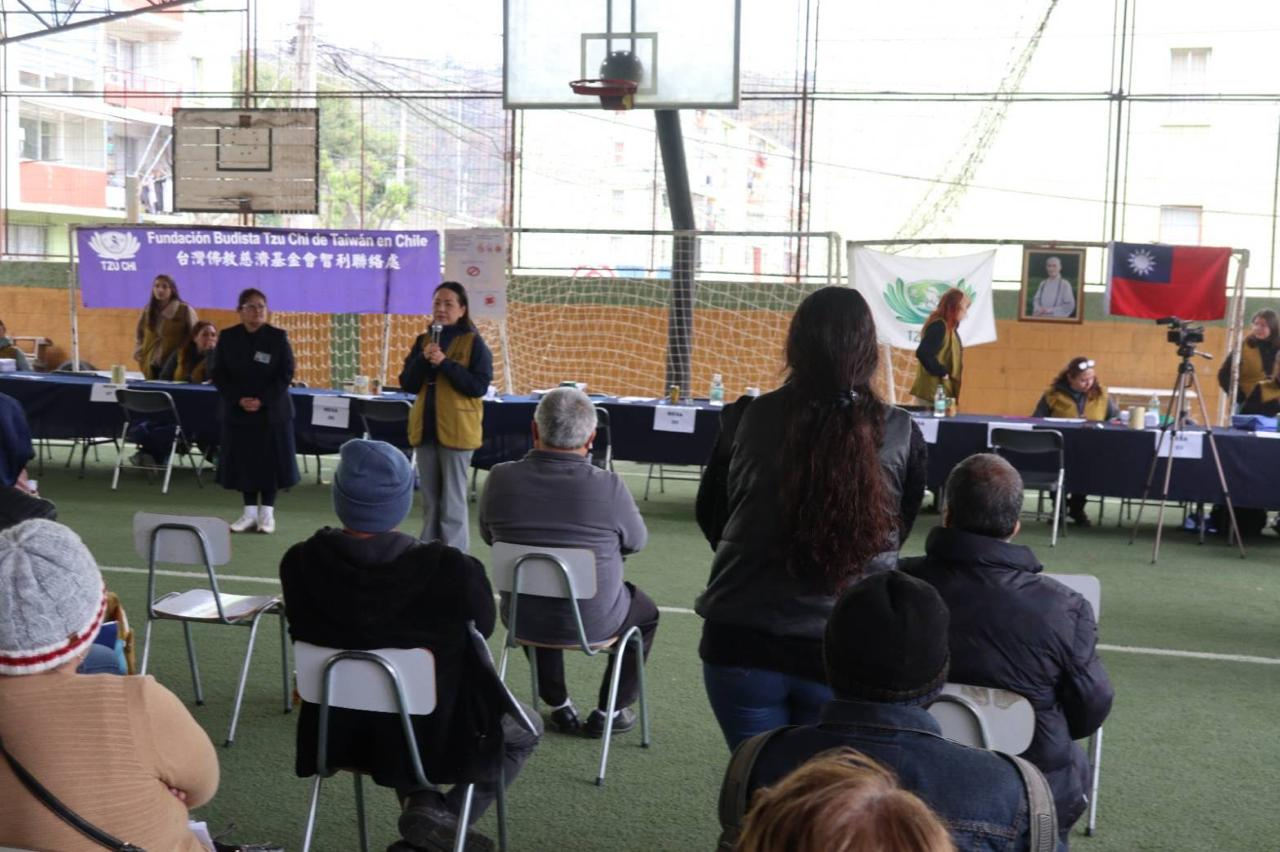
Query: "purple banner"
75 226 441 315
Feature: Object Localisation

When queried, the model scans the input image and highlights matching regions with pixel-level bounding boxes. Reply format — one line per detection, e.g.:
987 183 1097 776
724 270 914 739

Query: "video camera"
1156 316 1205 350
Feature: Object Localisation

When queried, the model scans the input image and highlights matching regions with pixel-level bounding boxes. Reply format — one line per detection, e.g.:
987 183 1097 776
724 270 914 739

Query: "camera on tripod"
1156 316 1205 352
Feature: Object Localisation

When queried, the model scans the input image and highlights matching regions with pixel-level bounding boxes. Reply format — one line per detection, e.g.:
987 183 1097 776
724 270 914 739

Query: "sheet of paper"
653 405 697 434
311 395 351 429
911 416 940 444
986 421 1035 447
89 382 123 402
1155 431 1204 459
618 396 656 403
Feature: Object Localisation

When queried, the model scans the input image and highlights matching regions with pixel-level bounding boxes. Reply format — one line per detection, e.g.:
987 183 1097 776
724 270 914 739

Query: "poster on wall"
445 229 509 320
1019 246 1086 324
849 247 997 349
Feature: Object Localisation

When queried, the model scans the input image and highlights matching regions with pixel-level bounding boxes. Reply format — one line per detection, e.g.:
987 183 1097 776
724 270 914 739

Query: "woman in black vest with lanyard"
695 287 927 750
212 288 300 534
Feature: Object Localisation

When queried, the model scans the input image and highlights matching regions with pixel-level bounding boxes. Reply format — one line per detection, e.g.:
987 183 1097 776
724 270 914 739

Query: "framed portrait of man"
1020 246 1085 324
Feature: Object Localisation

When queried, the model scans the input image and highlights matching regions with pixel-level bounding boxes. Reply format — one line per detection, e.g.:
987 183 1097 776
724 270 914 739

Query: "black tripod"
1128 347 1245 563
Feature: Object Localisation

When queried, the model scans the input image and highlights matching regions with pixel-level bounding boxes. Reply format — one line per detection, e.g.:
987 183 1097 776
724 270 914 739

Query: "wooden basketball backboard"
172 108 319 214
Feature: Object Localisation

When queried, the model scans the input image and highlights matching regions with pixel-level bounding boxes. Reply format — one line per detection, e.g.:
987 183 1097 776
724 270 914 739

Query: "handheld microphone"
430 323 443 346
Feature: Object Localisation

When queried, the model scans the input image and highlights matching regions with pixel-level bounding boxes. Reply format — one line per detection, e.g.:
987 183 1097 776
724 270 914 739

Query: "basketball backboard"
504 0 740 110
172 108 319 214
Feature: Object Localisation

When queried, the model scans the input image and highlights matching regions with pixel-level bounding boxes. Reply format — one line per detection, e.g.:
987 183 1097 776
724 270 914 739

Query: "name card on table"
89 382 124 403
911 416 940 444
1154 431 1204 459
986 421 1035 447
653 405 697 434
311 396 351 429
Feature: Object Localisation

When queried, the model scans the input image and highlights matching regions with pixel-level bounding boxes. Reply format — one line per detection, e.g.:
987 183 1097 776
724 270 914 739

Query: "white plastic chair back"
928 683 1036 753
294 641 436 715
490 542 598 599
133 511 231 566
1045 572 1101 620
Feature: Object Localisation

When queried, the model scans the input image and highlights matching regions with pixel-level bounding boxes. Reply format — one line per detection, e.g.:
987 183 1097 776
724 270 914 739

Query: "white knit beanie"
0 519 106 675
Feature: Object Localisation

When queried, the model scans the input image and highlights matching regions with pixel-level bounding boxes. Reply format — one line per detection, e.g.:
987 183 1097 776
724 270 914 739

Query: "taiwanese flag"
1106 242 1230 320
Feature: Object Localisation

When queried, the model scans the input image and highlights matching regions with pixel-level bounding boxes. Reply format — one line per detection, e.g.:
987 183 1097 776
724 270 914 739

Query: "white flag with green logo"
849 247 998 349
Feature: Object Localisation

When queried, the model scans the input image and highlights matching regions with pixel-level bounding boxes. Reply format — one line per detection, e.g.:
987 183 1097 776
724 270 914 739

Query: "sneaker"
258 514 276 534
229 511 257 533
548 702 582 735
584 706 637 738
399 800 495 852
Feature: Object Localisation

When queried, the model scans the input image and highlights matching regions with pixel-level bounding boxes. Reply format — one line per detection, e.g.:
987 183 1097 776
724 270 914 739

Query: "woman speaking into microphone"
398 281 492 551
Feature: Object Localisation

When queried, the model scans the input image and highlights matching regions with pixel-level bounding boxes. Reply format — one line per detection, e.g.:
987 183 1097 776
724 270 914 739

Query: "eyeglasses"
1075 359 1096 371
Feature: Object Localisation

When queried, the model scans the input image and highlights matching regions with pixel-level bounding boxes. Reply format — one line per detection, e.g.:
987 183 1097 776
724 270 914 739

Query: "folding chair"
296 628 525 852
491 542 651 785
352 398 416 461
927 683 1036 754
590 405 613 471
990 427 1066 546
643 464 704 500
1045 572 1104 836
134 511 291 746
112 388 205 494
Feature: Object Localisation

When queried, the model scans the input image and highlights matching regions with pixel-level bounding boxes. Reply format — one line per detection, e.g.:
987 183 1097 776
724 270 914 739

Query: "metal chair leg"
279 611 293 713
300 775 323 852
643 464 655 500
140 618 154 675
597 625 641 786
634 631 651 749
528 646 540 713
182 621 204 705
354 773 369 852
1087 726 1103 835
225 609 269 746
454 784 476 852
161 432 178 494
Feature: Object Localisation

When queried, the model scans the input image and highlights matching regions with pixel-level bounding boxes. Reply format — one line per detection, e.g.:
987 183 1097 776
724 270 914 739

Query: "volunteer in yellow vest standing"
1217 309 1280 414
398 281 493 551
134 274 197 380
1032 356 1119 527
910 288 968 406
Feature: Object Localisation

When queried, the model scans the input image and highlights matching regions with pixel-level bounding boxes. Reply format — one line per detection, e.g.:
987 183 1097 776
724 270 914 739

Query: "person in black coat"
901 453 1114 840
281 439 540 852
211 288 299 534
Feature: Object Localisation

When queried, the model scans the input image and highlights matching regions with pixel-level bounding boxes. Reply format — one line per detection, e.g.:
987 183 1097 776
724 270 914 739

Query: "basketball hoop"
569 78 639 111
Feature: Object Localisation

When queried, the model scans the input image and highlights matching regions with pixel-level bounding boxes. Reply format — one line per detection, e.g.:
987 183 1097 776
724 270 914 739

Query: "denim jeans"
702 663 832 751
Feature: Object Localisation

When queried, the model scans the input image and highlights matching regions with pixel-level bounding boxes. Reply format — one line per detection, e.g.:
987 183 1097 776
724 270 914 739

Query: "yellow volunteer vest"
1237 343 1269 400
139 303 191 380
1042 385 1110 421
175 351 208 384
910 320 963 402
408 332 483 450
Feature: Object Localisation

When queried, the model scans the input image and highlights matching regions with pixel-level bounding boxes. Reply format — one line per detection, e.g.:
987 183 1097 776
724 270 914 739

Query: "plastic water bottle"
1146 394 1160 428
933 385 947 418
709 373 725 407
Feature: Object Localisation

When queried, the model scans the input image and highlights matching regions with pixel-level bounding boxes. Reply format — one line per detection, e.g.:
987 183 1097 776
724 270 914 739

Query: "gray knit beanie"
0 519 106 675
332 439 414 533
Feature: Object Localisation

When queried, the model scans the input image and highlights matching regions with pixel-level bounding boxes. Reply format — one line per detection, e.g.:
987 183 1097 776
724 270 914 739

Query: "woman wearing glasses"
1032 356 1118 526
211 288 299 534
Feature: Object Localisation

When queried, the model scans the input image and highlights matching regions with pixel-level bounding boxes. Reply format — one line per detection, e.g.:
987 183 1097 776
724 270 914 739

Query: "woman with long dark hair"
695 287 926 749
910 288 969 406
159 321 217 383
1218 308 1280 414
134 274 197 380
398 280 493 552
211 288 299 534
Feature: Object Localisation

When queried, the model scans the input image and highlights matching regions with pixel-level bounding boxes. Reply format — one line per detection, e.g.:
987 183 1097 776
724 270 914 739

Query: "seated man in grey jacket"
479 387 658 737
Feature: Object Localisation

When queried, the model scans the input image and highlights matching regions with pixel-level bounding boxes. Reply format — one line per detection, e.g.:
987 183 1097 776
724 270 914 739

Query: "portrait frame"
1019 246 1086 324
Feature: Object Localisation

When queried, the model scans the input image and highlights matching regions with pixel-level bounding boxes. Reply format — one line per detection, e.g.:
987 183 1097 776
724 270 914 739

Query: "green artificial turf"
27 450 1280 852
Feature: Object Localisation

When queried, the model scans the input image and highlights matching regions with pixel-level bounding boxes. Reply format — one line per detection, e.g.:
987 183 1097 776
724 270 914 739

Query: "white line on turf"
99 566 1280 666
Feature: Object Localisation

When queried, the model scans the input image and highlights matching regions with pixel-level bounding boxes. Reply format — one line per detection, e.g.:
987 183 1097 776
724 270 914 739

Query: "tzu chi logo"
86 231 141 271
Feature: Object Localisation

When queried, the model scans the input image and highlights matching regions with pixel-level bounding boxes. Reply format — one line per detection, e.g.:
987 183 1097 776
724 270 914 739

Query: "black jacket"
211 323 295 425
694 385 925 681
901 527 1114 831
280 529 506 787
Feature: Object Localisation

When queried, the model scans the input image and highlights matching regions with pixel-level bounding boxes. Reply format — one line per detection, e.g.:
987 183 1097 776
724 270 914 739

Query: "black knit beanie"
823 570 950 704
